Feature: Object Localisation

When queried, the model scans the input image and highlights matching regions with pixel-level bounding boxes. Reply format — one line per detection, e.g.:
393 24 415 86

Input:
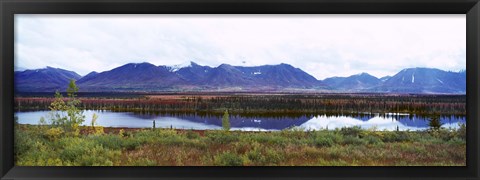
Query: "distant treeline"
15 92 145 98
14 93 466 116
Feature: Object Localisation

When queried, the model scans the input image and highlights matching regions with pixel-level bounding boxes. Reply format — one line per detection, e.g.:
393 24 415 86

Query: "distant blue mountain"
232 63 323 89
175 62 213 84
78 71 98 83
373 68 466 94
14 63 466 94
74 62 326 92
14 66 81 92
380 76 392 82
323 68 466 94
176 63 324 90
323 73 381 91
76 62 188 91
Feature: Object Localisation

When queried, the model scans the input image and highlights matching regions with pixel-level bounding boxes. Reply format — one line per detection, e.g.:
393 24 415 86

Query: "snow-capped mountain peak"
168 61 194 72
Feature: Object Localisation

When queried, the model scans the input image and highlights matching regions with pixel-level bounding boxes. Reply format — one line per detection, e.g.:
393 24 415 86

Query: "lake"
15 110 466 131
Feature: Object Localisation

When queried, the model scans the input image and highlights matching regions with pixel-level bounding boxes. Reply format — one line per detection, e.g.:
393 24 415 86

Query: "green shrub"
75 145 120 166
123 131 134 138
364 136 383 145
324 132 344 144
244 142 283 165
133 129 183 145
118 129 125 137
186 130 200 139
457 123 466 140
90 134 142 150
437 129 456 141
182 139 208 149
46 158 64 166
16 141 54 166
326 146 343 159
15 129 37 157
280 127 307 139
214 151 244 166
340 126 362 137
245 133 288 146
58 138 95 162
55 137 121 166
44 127 64 141
158 136 189 146
381 131 410 143
313 136 334 147
342 136 366 145
246 148 263 164
263 148 283 165
127 158 157 166
448 137 465 146
90 134 125 150
139 129 179 138
206 131 238 144
399 143 428 155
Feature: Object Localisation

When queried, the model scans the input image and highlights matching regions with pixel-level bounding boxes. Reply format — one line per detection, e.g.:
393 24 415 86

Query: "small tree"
37 116 49 131
67 79 79 98
90 113 104 135
91 113 98 129
48 79 85 136
222 110 230 131
48 91 68 127
65 79 84 136
428 115 443 131
119 129 125 137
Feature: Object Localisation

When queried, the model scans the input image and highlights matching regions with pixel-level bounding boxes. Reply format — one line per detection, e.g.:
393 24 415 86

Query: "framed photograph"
1 0 479 179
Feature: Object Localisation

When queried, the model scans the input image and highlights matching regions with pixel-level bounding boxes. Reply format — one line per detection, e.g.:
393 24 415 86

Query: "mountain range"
14 62 466 94
15 66 82 92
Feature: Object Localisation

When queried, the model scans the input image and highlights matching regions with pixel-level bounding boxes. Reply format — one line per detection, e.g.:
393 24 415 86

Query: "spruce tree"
222 110 230 131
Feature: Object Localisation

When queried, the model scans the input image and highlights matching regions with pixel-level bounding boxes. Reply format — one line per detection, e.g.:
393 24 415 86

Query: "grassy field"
15 124 466 166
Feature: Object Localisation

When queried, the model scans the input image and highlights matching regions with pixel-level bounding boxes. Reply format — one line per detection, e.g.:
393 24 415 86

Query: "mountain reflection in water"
15 110 466 131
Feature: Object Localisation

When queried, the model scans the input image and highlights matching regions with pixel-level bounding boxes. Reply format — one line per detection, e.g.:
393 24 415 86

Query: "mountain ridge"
14 62 466 94
15 66 82 92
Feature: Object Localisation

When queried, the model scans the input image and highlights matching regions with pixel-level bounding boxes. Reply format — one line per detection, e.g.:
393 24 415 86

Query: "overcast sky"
15 14 466 80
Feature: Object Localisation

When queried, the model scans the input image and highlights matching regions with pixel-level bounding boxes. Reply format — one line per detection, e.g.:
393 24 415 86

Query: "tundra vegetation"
14 80 466 166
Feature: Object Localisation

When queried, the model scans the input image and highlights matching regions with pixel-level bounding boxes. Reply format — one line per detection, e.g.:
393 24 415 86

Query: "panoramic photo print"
14 14 466 166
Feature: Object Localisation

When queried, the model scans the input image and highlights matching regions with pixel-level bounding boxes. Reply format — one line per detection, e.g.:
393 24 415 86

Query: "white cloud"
15 14 466 79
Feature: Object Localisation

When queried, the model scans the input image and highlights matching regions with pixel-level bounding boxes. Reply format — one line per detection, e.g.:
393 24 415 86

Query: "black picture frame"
1 0 479 180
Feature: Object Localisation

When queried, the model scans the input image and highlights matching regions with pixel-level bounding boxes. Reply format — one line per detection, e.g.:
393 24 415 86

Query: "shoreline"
16 124 454 136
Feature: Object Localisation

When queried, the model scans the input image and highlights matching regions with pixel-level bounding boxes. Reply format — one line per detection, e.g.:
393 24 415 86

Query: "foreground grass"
15 125 466 166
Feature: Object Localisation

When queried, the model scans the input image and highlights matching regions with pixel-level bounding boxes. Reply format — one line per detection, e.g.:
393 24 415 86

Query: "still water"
15 110 466 131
